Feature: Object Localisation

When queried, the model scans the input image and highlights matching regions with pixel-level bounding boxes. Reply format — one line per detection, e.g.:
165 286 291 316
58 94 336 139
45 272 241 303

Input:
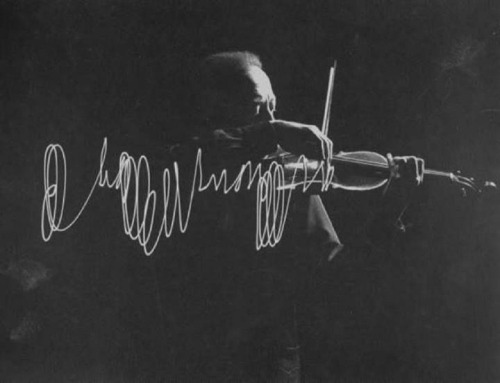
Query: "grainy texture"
1 0 500 381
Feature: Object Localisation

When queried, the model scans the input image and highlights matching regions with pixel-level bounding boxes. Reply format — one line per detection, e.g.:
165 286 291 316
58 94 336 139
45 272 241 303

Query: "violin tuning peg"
485 181 497 189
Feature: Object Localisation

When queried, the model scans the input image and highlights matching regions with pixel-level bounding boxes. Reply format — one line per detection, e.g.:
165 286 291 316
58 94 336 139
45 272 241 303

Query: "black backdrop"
2 0 500 381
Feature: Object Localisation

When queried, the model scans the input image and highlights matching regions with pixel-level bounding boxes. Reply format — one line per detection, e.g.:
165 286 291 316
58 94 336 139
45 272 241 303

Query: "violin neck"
324 156 465 188
328 156 456 181
272 152 483 193
282 154 458 178
424 168 455 180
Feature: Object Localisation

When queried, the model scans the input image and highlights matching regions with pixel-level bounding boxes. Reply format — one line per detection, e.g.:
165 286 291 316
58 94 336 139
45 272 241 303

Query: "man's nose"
257 101 275 122
266 103 275 121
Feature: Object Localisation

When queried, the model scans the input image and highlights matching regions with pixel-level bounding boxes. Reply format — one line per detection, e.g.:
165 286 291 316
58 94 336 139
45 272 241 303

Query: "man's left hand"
387 154 425 188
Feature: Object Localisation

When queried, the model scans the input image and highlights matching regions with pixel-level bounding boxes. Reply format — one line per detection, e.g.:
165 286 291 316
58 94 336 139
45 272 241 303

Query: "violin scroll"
428 169 497 196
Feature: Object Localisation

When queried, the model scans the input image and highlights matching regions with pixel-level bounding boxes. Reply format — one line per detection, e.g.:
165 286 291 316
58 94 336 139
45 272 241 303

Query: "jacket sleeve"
284 194 343 264
168 122 343 261
305 195 343 262
171 122 279 166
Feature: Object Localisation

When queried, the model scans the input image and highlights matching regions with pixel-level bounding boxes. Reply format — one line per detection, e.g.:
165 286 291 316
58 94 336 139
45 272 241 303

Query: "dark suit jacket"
147 121 342 380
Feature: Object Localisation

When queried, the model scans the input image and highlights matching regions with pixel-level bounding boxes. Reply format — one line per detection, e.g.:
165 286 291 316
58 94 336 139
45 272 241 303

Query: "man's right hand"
271 120 333 160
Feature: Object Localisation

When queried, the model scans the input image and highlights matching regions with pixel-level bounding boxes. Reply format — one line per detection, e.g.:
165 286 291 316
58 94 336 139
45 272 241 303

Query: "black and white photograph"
2 0 500 381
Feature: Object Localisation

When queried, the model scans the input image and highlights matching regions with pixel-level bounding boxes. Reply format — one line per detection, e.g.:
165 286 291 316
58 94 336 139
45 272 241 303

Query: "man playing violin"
158 51 424 382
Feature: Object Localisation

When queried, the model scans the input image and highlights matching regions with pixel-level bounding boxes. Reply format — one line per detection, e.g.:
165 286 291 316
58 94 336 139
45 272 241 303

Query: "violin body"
266 150 494 195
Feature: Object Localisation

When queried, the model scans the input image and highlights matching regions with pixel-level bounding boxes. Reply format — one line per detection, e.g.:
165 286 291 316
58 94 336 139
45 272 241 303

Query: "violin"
270 63 496 196
270 150 496 195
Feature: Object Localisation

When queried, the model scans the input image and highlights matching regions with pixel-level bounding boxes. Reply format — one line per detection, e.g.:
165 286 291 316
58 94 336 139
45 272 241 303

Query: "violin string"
424 169 452 177
331 157 455 179
329 155 389 171
278 152 469 186
280 152 390 171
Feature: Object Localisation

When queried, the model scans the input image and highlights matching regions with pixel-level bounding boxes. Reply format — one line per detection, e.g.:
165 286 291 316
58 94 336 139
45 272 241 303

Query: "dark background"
2 0 500 381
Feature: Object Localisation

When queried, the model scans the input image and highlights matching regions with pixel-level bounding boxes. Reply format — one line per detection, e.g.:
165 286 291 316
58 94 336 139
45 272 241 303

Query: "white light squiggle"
42 138 335 256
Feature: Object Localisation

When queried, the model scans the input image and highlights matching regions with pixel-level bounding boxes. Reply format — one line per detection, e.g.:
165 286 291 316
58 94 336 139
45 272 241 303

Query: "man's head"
197 51 276 127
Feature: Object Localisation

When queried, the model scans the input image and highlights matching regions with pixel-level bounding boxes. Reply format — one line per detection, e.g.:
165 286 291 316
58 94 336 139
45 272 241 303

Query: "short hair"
193 51 265 125
203 51 262 68
197 51 262 99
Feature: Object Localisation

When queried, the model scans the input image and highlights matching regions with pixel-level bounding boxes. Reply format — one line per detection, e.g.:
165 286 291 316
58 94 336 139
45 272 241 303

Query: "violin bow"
321 61 337 137
318 63 496 195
